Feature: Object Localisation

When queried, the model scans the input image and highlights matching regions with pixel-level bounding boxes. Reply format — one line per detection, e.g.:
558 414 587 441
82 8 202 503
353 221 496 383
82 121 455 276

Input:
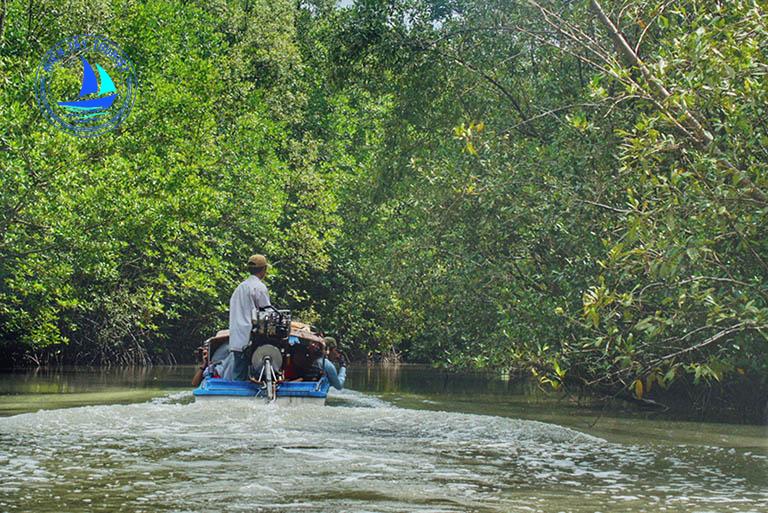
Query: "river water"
0 366 765 512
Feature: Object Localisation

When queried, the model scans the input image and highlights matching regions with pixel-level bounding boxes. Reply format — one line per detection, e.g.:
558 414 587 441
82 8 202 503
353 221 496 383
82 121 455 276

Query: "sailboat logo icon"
58 57 118 117
34 35 137 136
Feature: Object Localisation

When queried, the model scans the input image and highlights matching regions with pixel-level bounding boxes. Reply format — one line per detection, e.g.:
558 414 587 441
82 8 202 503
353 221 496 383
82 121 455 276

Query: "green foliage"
0 0 765 403
0 0 358 364
314 0 767 394
563 0 768 391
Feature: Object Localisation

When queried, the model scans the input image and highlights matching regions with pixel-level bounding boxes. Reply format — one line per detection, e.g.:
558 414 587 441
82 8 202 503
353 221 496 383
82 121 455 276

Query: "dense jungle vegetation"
1 0 766 405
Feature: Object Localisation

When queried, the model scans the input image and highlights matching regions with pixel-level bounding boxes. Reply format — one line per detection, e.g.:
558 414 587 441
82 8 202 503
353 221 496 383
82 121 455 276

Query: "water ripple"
0 394 765 513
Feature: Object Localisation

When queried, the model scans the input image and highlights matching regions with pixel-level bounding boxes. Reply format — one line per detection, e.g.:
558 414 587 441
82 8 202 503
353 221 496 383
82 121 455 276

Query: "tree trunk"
0 0 7 43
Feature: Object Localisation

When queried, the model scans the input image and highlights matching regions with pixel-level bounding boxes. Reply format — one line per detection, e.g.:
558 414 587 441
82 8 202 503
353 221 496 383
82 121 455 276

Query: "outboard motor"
250 306 291 400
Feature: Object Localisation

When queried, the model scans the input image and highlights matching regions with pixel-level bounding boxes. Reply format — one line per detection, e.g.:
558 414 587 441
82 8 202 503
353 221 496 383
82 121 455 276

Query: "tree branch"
588 0 713 147
576 198 631 214
649 322 756 366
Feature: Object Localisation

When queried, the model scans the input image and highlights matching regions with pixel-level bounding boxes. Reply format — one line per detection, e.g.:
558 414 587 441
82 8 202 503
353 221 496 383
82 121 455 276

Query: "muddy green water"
0 365 765 512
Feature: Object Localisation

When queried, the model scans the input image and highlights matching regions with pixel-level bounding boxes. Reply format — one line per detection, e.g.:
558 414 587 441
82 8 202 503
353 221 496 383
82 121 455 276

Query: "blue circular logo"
34 35 137 137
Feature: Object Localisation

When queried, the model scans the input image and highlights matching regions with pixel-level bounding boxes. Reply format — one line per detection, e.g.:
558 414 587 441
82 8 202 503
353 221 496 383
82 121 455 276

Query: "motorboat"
192 308 332 404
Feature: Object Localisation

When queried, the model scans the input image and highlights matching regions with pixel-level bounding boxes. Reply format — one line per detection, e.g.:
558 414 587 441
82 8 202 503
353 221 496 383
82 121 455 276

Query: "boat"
192 308 333 404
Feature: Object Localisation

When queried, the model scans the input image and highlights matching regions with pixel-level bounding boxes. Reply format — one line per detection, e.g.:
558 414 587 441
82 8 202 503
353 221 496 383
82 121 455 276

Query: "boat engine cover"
251 344 283 372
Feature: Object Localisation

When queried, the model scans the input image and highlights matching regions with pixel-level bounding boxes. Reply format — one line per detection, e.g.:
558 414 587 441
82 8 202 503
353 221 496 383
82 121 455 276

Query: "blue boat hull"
193 378 330 404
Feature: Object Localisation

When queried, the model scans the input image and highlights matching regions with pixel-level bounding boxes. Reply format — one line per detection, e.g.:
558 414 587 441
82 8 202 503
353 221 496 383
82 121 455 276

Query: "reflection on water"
0 367 190 416
355 366 768 448
0 366 766 513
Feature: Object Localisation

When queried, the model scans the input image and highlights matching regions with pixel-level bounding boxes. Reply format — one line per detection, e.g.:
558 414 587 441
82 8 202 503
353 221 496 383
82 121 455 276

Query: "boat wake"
0 392 765 513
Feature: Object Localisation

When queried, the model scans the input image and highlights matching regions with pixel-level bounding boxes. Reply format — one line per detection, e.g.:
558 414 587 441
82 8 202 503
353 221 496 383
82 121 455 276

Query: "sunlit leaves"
0 0 354 364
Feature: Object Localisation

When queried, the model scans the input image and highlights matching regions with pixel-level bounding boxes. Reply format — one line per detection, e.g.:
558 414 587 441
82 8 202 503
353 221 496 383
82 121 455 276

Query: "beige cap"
247 254 268 268
323 336 337 349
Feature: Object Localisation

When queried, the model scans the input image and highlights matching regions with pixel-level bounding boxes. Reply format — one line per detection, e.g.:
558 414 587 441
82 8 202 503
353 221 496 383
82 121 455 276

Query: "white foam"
0 392 765 512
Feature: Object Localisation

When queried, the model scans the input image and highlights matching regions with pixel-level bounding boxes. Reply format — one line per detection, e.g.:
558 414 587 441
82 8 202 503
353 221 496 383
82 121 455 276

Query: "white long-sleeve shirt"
228 275 271 351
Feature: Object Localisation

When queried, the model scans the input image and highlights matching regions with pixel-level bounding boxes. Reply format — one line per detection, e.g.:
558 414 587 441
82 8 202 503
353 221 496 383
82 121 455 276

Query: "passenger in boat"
229 254 271 380
288 337 346 389
191 346 209 387
319 336 347 390
191 341 235 386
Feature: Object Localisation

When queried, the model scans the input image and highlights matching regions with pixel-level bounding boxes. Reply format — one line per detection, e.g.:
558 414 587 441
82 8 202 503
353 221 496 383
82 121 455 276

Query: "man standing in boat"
229 254 271 380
